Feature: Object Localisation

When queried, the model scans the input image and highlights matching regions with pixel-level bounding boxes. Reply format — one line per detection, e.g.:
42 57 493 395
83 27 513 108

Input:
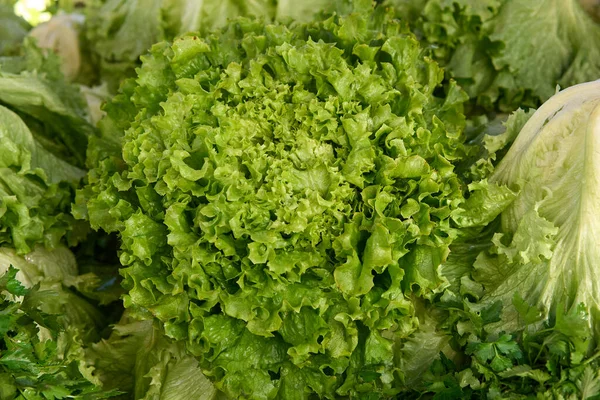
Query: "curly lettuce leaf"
85 0 347 91
0 38 96 253
79 1 513 397
391 0 600 112
85 0 165 89
0 256 119 399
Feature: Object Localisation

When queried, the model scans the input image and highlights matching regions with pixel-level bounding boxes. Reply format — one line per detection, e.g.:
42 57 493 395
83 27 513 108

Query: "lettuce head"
0 37 97 253
80 1 508 398
473 79 600 338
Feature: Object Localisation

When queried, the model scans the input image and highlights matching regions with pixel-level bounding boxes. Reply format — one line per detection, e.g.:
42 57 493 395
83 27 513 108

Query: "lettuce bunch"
404 80 600 400
79 1 510 397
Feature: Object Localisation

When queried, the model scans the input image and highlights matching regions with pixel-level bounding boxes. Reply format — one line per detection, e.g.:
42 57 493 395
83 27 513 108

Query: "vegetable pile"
1 0 600 399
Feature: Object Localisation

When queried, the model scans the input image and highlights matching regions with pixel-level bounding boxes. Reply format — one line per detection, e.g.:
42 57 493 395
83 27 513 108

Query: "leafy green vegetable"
397 79 600 398
411 296 600 399
28 13 85 82
78 1 516 397
0 104 88 253
87 311 224 400
0 245 113 340
397 299 456 387
392 0 600 112
0 38 95 167
471 80 600 337
0 4 30 56
0 5 126 397
0 37 97 253
84 0 342 91
0 252 119 399
2 1 598 399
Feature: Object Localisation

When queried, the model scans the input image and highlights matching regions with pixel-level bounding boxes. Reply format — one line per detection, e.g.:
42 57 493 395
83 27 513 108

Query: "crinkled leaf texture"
86 0 340 91
0 248 118 399
394 0 600 112
80 1 504 398
474 80 600 335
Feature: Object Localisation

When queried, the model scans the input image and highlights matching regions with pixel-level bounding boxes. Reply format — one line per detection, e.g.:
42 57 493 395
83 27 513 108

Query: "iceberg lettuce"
474 80 600 335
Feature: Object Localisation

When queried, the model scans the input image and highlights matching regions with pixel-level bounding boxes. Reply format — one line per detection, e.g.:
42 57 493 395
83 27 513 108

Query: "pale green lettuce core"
475 80 600 333
87 312 223 400
79 1 506 397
